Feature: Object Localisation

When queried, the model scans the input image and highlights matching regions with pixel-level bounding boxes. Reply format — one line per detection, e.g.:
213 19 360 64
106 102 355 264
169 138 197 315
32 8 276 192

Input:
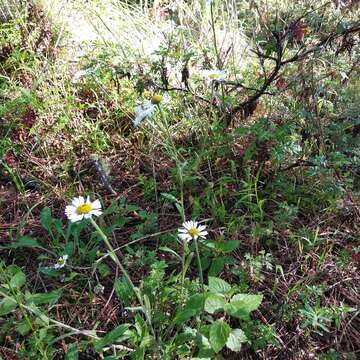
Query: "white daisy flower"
178 220 208 242
200 69 227 82
54 254 69 269
65 196 102 223
133 94 167 127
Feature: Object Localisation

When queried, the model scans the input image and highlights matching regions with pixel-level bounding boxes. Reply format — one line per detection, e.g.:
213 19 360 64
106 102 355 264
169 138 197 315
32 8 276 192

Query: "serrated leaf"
0 297 17 316
204 293 225 314
226 328 247 352
209 320 230 353
94 324 130 351
208 277 231 294
9 271 26 289
225 294 263 320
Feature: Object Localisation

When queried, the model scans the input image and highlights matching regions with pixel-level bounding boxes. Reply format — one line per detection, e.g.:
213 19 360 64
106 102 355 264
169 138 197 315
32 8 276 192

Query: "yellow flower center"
188 227 199 238
151 95 162 104
76 203 92 215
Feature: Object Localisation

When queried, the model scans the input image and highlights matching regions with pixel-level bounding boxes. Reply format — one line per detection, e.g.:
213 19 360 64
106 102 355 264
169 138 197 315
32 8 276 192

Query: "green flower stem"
193 237 204 295
90 218 162 357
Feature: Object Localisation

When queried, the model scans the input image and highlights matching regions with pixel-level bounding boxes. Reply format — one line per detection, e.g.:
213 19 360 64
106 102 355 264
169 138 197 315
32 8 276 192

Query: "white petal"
199 231 208 238
69 213 84 223
65 205 76 215
84 213 92 219
91 199 102 210
178 228 187 233
62 255 69 260
90 209 102 217
193 234 199 240
198 225 207 232
72 196 84 207
85 196 91 204
178 233 191 241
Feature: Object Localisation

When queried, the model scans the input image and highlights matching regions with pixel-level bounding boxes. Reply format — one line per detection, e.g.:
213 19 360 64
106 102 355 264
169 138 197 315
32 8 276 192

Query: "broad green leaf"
216 240 240 253
204 293 225 314
209 320 230 353
225 294 263 320
15 319 32 336
0 297 17 316
65 343 78 360
187 293 205 313
174 308 197 325
10 271 26 289
226 328 247 352
208 277 231 294
26 289 62 305
174 294 204 325
94 324 130 351
208 256 227 276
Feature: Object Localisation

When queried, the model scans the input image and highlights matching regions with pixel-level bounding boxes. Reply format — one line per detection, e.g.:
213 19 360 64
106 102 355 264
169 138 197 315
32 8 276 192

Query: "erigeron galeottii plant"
46 194 263 357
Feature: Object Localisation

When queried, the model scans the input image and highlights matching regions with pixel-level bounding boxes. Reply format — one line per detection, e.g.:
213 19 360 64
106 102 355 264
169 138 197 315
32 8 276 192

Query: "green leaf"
94 324 130 351
0 236 41 249
225 294 263 320
174 294 204 325
204 293 225 314
208 256 226 276
160 192 180 204
97 263 111 278
65 343 78 360
216 240 240 253
208 277 231 294
10 271 26 289
226 328 247 352
209 320 230 353
15 319 32 336
174 308 198 325
0 297 17 316
26 289 62 305
40 207 53 232
115 277 135 306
